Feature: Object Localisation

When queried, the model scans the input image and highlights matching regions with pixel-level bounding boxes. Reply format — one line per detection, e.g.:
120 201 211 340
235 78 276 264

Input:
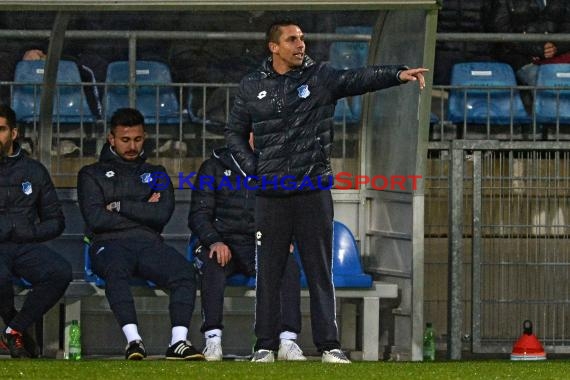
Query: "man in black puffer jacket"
225 20 427 363
189 138 304 361
0 104 71 358
77 108 204 361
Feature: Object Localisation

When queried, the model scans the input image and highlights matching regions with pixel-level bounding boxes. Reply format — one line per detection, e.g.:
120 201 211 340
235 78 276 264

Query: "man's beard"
0 141 11 160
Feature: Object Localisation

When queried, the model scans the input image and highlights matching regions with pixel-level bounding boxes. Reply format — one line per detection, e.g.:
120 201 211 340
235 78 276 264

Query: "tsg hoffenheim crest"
21 181 32 195
297 84 310 99
140 173 152 184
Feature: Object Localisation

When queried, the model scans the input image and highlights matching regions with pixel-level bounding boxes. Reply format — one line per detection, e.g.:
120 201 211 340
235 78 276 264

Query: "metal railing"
427 140 570 358
425 31 570 359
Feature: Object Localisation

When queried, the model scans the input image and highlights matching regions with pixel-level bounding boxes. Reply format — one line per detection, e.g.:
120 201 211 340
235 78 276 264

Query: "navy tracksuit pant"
254 190 340 352
196 239 301 335
0 242 72 332
89 238 197 328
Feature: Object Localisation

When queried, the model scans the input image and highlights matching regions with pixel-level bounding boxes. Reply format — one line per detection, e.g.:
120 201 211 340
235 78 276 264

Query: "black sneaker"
1 330 31 358
125 340 147 360
165 340 205 361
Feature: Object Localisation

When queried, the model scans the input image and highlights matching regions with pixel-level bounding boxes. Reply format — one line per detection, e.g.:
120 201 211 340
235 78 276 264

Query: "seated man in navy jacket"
77 107 203 361
0 104 71 358
189 133 305 361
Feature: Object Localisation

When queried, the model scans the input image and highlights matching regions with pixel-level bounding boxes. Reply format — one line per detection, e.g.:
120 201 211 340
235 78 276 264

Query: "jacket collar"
98 142 147 165
260 55 315 78
212 147 249 178
0 142 22 166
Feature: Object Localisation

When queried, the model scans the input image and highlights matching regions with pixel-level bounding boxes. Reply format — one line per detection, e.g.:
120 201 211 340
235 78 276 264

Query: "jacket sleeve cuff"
396 66 410 83
202 233 223 248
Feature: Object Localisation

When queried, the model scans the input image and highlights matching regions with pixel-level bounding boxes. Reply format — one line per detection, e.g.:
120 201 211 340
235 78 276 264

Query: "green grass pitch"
0 360 567 380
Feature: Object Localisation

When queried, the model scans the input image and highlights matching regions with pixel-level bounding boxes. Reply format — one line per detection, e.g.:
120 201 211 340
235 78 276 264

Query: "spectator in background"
434 0 492 85
0 13 53 105
0 104 71 358
483 0 570 86
188 134 305 362
0 12 108 119
0 12 175 119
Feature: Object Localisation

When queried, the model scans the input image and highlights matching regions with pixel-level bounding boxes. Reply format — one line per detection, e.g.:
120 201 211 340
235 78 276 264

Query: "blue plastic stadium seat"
11 60 95 123
104 60 182 124
84 241 155 288
189 221 372 289
330 26 372 124
295 220 373 288
187 235 255 287
448 62 531 125
535 64 570 124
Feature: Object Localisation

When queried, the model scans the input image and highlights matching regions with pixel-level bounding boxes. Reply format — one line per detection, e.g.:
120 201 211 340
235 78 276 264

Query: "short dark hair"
266 19 301 45
0 103 17 129
110 108 145 134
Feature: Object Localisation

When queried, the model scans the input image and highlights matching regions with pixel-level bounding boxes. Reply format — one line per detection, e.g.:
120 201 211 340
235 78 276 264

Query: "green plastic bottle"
423 322 435 361
68 320 82 360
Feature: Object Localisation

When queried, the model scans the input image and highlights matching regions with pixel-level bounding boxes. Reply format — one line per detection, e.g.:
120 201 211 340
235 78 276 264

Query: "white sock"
170 326 188 346
204 329 222 341
279 331 297 342
122 323 142 343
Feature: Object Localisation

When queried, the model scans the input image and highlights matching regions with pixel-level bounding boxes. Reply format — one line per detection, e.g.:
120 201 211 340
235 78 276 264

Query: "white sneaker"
322 349 351 363
277 340 307 361
203 339 223 361
251 349 275 362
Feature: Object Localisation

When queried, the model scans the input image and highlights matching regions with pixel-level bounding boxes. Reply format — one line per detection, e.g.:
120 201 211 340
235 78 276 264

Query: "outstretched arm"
330 64 428 99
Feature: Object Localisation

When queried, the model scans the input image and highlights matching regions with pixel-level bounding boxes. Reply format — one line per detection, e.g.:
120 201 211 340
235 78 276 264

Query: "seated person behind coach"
0 104 72 359
77 107 204 361
484 0 570 86
188 136 305 361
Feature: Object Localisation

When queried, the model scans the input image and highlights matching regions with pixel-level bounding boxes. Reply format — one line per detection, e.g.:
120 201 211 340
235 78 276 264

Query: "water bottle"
423 322 435 361
68 320 82 360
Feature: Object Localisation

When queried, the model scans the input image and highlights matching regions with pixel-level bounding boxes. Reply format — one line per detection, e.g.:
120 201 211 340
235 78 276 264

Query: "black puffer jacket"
188 147 254 248
484 0 570 70
225 55 406 195
0 143 65 243
77 143 174 243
